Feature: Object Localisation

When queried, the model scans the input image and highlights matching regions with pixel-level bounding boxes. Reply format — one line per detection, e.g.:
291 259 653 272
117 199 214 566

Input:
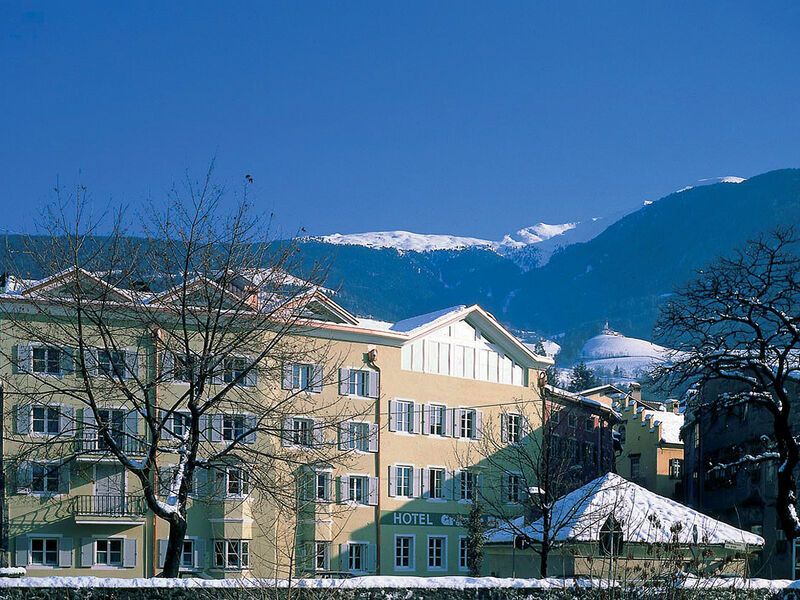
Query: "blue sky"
2 1 799 239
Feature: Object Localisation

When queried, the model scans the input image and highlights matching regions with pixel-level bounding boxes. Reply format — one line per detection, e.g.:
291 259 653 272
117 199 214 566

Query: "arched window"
599 515 624 556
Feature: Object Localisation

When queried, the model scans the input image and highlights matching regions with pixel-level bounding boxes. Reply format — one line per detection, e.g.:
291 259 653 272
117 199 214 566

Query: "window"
30 538 58 566
172 355 195 383
630 455 641 480
96 409 125 450
566 438 577 460
32 407 60 435
618 425 626 446
348 370 369 397
459 409 476 439
315 472 331 502
348 543 366 571
348 422 370 451
292 364 314 390
98 350 126 378
226 467 250 496
583 443 596 466
551 409 560 424
96 539 123 566
507 413 522 443
396 465 413 497
214 539 250 569
223 357 249 386
428 536 446 569
460 471 477 501
290 418 313 447
395 535 413 569
428 404 445 435
348 475 368 504
31 463 60 493
585 416 596 431
459 536 468 570
670 458 683 480
567 413 578 429
32 347 62 375
171 412 189 439
428 468 445 499
181 540 194 569
312 541 329 572
223 415 246 441
506 473 521 503
395 401 413 433
551 435 562 459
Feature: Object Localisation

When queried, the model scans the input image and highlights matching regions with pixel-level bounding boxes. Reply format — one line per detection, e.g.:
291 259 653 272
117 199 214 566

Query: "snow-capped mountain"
317 215 621 270
674 175 746 194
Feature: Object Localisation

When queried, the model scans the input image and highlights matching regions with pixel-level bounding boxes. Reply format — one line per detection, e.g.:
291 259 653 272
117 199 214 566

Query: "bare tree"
1 171 367 576
465 380 615 577
654 227 800 540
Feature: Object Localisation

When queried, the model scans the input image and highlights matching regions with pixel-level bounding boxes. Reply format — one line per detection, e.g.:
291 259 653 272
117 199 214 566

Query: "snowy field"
0 575 797 590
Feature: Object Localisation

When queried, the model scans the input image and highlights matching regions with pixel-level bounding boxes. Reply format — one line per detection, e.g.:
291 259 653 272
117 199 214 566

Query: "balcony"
73 495 147 524
76 437 148 455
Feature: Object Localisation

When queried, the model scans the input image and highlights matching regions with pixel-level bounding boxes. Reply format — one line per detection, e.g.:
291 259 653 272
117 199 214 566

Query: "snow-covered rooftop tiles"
489 473 763 547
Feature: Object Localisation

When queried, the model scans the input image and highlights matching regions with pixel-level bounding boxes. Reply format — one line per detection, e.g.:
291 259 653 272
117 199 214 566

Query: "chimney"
669 399 680 414
629 382 642 402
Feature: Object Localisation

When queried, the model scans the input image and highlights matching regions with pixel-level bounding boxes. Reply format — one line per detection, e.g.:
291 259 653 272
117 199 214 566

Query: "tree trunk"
539 542 548 578
775 410 800 540
161 516 188 577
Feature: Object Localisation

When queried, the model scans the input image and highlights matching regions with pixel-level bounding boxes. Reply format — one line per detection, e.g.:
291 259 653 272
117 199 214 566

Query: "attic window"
599 515 624 556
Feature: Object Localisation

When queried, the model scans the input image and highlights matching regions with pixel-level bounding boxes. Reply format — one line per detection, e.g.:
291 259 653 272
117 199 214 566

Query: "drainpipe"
150 327 162 577
365 348 381 575
0 382 7 568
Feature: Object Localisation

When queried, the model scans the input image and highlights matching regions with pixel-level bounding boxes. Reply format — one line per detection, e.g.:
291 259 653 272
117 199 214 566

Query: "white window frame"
30 462 61 495
29 536 60 567
460 470 477 502
506 472 522 504
396 465 414 498
213 539 250 570
459 409 477 440
348 370 370 397
348 474 369 505
222 356 254 387
348 542 368 572
394 534 414 571
31 406 61 437
427 535 447 570
314 541 330 572
95 538 124 567
180 539 195 570
428 467 445 501
458 535 469 571
507 412 522 444
314 470 332 503
347 421 370 452
428 404 446 436
32 346 63 376
290 417 314 448
225 466 250 497
394 400 413 434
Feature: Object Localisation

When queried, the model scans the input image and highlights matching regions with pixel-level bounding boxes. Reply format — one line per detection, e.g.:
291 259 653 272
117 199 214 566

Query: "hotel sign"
383 511 462 527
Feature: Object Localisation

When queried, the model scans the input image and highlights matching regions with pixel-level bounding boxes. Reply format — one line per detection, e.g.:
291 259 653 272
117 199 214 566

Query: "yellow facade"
1 280 557 578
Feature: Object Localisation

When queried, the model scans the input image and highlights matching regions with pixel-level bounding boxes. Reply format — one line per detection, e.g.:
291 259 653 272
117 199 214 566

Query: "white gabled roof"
489 473 763 547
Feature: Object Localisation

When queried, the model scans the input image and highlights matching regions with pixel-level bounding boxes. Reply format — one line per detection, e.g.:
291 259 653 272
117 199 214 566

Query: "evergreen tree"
463 501 489 576
568 360 598 392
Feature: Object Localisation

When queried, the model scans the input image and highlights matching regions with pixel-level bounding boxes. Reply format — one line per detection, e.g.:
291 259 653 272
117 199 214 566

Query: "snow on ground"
0 575 798 590
578 326 669 379
676 175 746 194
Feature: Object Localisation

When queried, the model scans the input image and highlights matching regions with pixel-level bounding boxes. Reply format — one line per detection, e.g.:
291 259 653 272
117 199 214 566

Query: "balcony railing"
77 437 148 455
73 495 147 518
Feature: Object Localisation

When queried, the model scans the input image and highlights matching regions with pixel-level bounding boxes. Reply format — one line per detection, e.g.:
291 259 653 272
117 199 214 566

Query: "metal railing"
77 437 148 455
73 494 147 517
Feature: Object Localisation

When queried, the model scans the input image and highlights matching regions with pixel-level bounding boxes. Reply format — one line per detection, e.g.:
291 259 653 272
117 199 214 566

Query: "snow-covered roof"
488 473 763 547
389 305 467 334
544 385 621 420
